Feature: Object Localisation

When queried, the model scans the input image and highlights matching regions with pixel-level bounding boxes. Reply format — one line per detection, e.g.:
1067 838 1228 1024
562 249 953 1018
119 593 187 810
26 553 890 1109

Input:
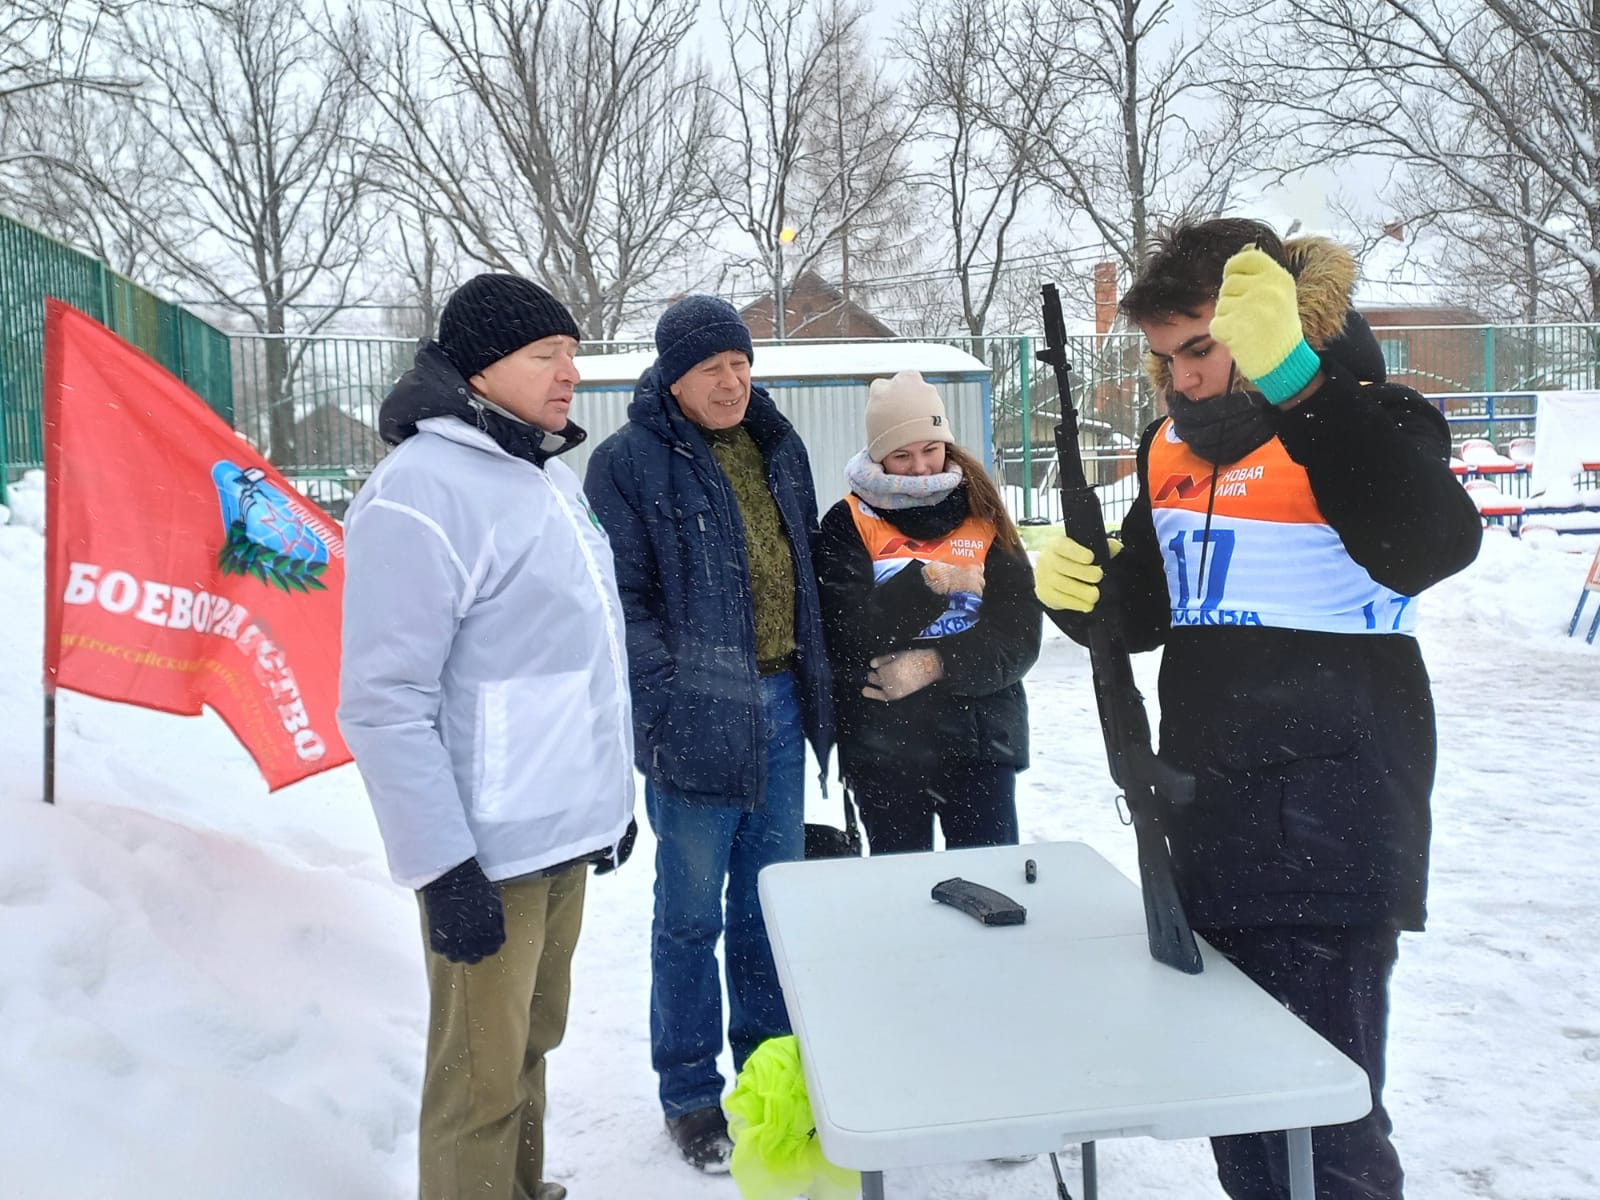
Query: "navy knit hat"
654 294 755 388
437 273 581 379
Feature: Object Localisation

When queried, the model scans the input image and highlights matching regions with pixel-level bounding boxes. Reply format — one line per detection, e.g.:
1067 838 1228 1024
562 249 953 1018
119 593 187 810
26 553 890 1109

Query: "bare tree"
1224 0 1600 320
881 275 969 338
789 0 923 313
706 0 917 337
352 0 718 339
371 201 463 343
1407 167 1576 324
0 0 143 236
0 85 185 281
0 0 131 114
896 0 1061 341
1031 0 1267 283
103 0 376 464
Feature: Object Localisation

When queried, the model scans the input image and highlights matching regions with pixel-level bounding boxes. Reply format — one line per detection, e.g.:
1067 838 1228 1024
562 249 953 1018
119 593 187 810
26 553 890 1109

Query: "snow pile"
4 468 46 533
0 470 1595 1198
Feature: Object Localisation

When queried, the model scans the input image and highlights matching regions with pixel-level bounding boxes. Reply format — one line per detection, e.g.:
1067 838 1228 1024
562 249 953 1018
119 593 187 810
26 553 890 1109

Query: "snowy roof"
574 341 990 388
1350 235 1445 310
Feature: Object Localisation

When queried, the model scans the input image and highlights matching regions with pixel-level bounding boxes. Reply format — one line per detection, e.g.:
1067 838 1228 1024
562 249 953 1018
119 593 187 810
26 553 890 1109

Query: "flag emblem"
212 463 331 591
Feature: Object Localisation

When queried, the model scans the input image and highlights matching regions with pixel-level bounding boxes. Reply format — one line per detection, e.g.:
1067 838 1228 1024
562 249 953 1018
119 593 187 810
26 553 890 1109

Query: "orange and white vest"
1147 420 1418 634
848 497 995 639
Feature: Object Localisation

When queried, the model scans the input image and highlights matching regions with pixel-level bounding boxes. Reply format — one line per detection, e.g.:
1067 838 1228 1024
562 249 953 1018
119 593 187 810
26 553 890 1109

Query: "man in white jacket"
339 274 636 1200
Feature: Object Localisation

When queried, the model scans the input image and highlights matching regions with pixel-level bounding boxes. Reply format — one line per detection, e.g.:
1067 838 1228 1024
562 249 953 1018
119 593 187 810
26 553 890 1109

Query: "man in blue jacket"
584 295 834 1173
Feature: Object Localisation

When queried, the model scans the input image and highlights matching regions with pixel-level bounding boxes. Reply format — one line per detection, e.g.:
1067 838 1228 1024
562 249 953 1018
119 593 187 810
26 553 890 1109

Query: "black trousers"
1200 925 1404 1200
850 758 1018 855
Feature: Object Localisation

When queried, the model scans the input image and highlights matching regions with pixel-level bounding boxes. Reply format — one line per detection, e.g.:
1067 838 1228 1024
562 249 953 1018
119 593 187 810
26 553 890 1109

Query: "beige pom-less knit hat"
864 370 956 462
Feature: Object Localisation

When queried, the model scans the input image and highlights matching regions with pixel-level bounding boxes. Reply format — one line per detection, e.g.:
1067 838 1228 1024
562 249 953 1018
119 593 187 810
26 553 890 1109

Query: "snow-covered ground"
1 468 1596 1199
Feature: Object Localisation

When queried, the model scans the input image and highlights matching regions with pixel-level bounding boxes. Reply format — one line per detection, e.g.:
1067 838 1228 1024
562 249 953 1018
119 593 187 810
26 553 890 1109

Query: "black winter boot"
514 1181 567 1200
665 1105 733 1173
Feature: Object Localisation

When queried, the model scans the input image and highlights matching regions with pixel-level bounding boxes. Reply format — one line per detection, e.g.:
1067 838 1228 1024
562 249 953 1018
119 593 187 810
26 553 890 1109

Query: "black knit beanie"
654 294 755 388
437 273 582 379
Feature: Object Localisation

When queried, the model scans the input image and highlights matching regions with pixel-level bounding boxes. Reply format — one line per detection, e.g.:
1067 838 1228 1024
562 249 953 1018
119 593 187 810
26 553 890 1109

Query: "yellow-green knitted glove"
1034 535 1121 613
1208 247 1321 405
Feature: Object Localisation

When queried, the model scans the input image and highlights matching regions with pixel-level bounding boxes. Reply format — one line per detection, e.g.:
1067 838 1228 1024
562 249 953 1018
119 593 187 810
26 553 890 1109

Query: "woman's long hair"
946 443 1023 556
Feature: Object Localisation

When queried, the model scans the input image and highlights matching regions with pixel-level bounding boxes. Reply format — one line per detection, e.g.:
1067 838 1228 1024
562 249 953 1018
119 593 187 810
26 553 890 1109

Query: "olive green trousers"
417 866 586 1200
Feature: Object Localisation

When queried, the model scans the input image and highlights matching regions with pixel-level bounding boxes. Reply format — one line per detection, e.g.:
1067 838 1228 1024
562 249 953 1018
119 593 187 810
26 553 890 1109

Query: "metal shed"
563 342 992 504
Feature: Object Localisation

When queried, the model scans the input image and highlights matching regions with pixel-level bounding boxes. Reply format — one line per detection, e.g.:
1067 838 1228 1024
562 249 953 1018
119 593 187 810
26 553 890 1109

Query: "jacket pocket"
1276 746 1372 869
649 651 758 797
1182 742 1366 877
659 493 717 588
473 671 599 824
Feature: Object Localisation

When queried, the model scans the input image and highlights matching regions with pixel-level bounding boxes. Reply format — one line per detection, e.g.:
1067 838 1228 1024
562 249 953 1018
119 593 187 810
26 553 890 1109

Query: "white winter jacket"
338 416 634 888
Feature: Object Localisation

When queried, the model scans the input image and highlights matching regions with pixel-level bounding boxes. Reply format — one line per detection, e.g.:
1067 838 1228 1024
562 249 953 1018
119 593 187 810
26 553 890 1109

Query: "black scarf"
468 404 585 468
1166 390 1274 467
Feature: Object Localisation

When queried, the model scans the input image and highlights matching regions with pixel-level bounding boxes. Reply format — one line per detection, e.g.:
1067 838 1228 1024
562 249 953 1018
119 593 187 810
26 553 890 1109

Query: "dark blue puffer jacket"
583 366 833 807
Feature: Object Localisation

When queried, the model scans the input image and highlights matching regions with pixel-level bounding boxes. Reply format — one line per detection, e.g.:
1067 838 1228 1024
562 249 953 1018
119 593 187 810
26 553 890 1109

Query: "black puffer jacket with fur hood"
1072 237 1481 931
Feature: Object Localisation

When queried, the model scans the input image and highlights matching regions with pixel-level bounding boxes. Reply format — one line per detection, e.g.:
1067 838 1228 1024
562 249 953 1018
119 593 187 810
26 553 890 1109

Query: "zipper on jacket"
715 470 764 808
710 454 764 810
696 513 714 585
675 429 767 811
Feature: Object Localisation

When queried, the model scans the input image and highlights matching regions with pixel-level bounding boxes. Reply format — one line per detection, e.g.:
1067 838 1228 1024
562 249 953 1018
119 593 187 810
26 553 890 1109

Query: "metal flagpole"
43 688 56 804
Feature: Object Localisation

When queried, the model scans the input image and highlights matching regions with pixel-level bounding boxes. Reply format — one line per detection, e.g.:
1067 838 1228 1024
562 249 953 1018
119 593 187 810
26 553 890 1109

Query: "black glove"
594 818 638 875
419 857 506 964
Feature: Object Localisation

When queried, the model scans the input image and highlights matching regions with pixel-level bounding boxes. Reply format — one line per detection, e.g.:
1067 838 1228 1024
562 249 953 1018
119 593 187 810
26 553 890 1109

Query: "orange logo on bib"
1153 473 1216 502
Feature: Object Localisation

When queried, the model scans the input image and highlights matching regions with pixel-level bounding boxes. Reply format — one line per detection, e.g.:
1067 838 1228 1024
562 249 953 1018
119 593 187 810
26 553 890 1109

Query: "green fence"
1371 323 1600 395
225 320 1600 522
225 330 1138 520
947 331 1149 521
0 212 234 503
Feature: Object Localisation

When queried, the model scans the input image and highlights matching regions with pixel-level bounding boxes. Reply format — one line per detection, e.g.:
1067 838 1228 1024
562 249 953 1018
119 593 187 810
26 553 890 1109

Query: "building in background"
1362 303 1490 393
739 270 899 341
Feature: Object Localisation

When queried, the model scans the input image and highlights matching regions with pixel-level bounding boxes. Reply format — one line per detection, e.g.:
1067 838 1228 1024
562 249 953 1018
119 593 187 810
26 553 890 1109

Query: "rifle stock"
1038 283 1203 974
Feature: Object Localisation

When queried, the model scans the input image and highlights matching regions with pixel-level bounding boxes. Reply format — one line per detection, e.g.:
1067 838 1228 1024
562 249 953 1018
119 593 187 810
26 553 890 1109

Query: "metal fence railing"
0 212 233 502
228 333 666 516
1425 391 1540 445
1371 323 1600 397
223 329 1150 522
223 324 1600 525
960 331 1148 523
8 222 1594 524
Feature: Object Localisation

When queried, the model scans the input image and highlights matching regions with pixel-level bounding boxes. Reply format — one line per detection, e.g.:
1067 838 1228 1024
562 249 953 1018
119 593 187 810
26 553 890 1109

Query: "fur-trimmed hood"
1143 235 1382 395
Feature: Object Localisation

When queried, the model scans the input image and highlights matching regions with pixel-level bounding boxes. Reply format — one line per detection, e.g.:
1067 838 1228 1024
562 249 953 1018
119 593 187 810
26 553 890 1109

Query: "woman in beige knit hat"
814 370 1042 854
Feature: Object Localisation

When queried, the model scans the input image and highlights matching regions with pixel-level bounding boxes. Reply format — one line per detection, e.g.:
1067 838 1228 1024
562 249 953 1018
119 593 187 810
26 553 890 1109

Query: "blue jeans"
646 672 805 1118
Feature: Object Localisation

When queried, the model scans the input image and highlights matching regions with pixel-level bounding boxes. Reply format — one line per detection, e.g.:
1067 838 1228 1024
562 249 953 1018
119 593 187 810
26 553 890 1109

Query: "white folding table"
758 841 1373 1199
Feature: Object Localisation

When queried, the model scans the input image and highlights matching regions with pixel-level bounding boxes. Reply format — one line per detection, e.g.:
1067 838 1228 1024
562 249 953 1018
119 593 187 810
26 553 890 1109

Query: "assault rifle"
1037 283 1203 974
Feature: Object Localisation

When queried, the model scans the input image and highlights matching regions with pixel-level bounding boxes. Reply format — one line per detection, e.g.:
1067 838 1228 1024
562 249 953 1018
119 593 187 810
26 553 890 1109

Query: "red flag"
43 299 352 790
